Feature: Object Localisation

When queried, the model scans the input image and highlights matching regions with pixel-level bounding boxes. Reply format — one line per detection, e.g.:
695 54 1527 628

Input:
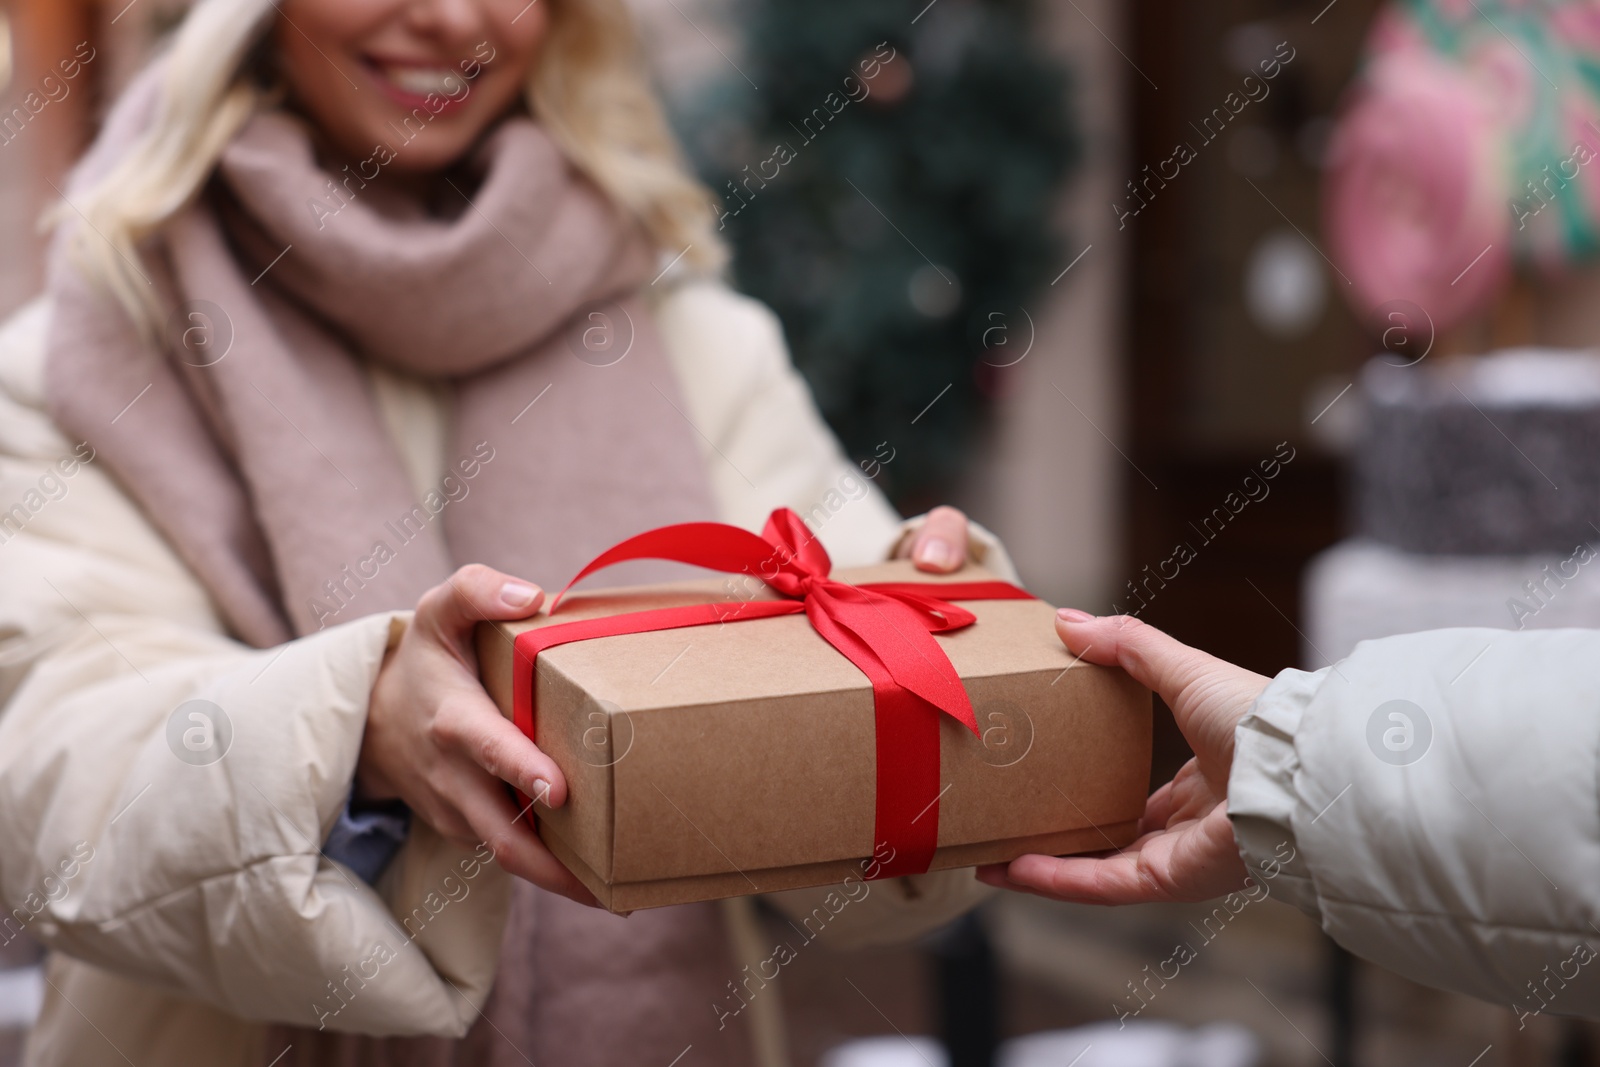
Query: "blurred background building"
6 0 1600 1064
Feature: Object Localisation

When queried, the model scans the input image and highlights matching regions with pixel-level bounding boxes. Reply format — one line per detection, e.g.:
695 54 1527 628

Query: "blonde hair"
61 0 726 329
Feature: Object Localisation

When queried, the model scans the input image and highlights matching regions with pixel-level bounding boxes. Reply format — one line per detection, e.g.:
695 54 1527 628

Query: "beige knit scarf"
44 69 755 1067
45 69 717 647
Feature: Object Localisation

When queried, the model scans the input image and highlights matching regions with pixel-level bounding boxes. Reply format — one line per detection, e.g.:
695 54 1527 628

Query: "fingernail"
531 777 556 806
1057 608 1094 622
915 539 954 568
500 582 539 609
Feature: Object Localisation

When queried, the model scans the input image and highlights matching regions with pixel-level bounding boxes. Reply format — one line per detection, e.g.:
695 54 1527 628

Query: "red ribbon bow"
511 508 1032 878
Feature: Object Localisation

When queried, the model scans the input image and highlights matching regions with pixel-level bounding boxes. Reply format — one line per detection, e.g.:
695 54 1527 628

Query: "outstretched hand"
358 564 598 906
977 612 1271 905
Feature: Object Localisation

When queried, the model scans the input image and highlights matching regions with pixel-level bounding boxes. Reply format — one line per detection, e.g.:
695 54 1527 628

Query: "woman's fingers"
1140 778 1179 833
977 848 1166 906
452 772 600 907
417 563 545 644
975 618 1264 909
435 689 567 808
1052 611 1268 768
1053 612 1223 712
367 563 601 903
988 849 1166 905
909 505 969 573
981 803 1250 906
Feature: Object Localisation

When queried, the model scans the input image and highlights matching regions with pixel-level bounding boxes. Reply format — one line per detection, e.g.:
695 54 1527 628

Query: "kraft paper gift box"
476 550 1152 913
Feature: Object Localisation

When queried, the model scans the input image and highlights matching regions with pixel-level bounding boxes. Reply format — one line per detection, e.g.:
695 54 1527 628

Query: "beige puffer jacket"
1230 628 1600 1024
0 280 1003 1065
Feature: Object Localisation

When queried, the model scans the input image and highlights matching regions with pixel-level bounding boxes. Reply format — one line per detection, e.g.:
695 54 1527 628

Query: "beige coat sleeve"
0 299 506 1038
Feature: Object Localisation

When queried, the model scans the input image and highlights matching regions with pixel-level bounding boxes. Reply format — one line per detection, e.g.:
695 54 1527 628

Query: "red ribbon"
510 508 1032 879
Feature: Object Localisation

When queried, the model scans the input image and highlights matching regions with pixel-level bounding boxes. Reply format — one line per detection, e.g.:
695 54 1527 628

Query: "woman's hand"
978 612 1271 905
897 505 970 572
357 564 597 906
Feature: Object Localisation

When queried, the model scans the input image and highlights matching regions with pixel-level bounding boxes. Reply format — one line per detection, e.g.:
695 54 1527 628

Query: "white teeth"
380 66 461 96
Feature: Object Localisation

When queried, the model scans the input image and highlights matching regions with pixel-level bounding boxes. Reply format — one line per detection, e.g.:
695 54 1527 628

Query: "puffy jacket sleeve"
1228 627 1600 1021
0 299 507 1037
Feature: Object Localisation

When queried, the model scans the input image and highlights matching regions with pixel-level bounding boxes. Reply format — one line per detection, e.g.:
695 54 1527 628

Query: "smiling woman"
0 1 995 1065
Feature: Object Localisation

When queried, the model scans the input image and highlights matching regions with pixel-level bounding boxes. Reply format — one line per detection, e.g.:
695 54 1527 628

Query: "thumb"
1054 610 1220 710
416 564 545 645
1054 610 1266 772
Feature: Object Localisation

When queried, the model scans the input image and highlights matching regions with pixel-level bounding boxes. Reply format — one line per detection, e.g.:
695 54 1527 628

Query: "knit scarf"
44 68 753 1067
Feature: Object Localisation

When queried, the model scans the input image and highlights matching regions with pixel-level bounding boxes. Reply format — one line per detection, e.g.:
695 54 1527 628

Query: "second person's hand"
978 612 1271 905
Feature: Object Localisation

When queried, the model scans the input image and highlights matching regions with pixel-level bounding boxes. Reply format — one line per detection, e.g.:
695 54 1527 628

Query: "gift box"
476 511 1152 912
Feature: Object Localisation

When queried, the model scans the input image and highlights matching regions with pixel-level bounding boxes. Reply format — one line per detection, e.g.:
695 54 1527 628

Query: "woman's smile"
275 0 544 172
360 54 480 116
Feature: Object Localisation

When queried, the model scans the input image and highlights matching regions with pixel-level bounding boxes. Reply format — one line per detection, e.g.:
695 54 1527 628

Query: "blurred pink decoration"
1323 52 1512 334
